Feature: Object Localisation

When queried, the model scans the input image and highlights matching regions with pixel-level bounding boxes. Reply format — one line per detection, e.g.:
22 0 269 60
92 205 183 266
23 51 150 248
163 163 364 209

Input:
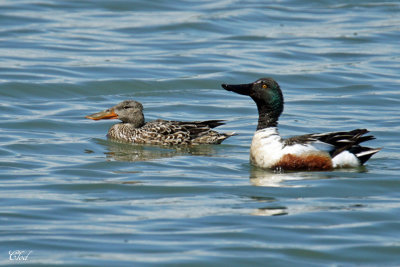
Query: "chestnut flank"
273 153 333 171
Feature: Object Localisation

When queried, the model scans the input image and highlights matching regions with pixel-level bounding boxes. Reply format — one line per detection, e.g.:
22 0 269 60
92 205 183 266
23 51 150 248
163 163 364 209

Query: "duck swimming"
86 100 235 145
222 78 380 171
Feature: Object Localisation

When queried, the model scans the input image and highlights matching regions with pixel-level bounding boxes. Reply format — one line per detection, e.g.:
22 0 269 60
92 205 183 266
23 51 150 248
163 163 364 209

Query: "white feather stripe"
332 151 360 168
356 149 381 158
308 140 334 152
281 143 318 155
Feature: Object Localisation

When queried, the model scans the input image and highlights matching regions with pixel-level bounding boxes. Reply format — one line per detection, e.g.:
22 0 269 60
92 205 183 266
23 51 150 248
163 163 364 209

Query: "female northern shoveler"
86 100 235 145
222 78 381 171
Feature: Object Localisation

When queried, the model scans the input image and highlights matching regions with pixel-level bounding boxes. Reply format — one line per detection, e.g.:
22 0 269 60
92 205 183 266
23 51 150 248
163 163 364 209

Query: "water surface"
1 0 400 266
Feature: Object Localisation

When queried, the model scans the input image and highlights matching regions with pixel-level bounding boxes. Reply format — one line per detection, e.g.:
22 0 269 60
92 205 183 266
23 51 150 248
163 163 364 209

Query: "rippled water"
1 0 400 266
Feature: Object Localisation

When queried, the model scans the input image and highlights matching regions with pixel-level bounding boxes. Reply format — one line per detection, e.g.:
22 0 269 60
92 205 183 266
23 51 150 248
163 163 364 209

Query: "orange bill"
85 109 118 120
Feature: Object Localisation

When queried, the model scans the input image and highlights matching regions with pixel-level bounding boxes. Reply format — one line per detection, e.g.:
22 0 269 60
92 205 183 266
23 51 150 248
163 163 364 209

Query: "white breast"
250 128 284 169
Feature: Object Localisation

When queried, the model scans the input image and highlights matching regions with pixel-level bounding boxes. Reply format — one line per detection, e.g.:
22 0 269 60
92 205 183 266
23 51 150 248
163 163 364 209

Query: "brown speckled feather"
86 100 235 145
108 119 234 145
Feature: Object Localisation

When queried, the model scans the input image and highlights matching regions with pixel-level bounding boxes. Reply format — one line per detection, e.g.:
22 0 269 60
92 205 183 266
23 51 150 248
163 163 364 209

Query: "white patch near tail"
332 150 360 168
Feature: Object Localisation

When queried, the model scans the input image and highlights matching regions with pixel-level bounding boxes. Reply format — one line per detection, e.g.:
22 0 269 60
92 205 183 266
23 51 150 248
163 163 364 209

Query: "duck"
222 78 381 171
86 100 235 145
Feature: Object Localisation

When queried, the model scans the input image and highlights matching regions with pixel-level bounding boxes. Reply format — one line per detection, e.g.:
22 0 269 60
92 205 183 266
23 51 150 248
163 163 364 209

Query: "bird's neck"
125 113 145 128
255 103 281 130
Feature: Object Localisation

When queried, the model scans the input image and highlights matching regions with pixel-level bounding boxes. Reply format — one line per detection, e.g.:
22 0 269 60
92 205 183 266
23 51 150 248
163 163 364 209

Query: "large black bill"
221 83 252 96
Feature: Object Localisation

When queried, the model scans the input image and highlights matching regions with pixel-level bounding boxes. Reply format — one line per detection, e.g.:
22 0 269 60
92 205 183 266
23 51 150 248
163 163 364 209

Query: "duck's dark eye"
123 106 130 110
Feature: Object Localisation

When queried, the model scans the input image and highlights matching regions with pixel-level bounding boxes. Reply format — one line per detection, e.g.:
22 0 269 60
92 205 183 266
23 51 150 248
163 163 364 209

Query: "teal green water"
1 1 400 266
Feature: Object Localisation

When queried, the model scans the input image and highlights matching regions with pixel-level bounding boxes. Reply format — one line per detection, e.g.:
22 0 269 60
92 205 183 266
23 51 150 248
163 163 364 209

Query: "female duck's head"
86 100 145 127
222 78 284 129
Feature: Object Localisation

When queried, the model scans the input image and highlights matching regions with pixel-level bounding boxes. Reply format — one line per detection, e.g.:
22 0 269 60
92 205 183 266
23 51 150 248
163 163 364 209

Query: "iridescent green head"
222 78 284 129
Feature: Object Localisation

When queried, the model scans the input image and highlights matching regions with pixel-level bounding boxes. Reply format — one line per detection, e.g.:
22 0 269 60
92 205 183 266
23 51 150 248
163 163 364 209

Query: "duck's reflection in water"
94 138 220 162
248 166 368 216
247 195 287 216
250 166 315 188
249 166 334 216
250 165 367 188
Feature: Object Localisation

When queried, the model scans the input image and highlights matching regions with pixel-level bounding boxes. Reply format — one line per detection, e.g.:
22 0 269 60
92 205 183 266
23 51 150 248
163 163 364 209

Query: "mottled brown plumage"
86 100 235 145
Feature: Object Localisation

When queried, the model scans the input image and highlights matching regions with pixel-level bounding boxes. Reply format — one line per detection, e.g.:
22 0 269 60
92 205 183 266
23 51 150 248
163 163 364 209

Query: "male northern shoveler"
222 78 381 171
86 100 235 145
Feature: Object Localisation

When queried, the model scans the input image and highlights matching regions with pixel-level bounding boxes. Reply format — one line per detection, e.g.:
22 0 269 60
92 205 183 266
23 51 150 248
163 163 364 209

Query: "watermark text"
9 250 33 261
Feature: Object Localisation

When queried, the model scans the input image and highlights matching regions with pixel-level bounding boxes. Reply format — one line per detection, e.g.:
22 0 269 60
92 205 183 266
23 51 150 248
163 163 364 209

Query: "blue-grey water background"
1 0 400 266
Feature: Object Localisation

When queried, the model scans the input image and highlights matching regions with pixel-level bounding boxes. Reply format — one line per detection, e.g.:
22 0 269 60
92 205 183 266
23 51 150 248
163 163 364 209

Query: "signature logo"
9 250 33 261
